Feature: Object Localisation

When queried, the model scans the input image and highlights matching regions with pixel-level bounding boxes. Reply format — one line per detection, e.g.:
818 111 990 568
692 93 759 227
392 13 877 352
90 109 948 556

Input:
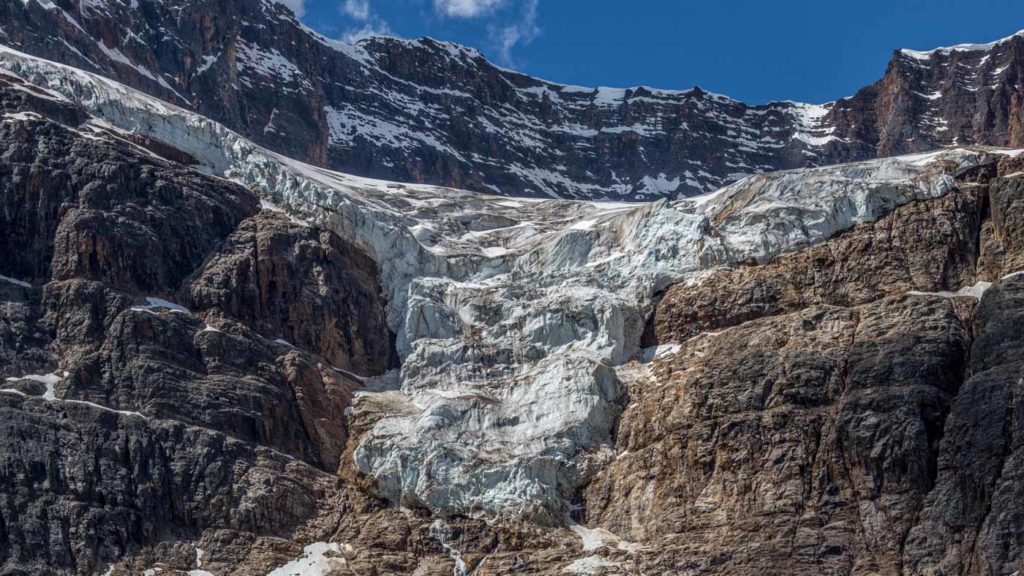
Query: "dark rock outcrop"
0 394 331 574
901 274 1024 576
0 76 259 290
181 211 394 375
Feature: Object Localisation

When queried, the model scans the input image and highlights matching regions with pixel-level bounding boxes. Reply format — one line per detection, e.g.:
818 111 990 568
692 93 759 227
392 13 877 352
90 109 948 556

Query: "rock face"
591 297 968 575
2 0 1023 199
903 276 1024 576
836 39 1024 160
595 277 1024 575
0 75 401 574
181 211 395 374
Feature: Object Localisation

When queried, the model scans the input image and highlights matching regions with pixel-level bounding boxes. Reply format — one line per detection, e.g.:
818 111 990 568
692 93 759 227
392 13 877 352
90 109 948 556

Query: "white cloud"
332 0 540 61
434 0 504 18
339 0 389 43
343 20 392 43
342 0 371 20
276 0 306 18
489 0 538 65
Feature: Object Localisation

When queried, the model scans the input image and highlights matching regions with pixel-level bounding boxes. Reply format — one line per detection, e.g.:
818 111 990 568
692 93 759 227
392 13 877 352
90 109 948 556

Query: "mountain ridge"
3 0 1022 200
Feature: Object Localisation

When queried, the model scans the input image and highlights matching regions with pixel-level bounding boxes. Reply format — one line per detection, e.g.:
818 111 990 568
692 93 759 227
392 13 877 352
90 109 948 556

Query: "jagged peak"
899 28 1024 60
376 36 487 61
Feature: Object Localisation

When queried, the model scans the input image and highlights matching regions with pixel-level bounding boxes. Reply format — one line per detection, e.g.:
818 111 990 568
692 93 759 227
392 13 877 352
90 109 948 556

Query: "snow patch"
189 549 213 576
0 274 33 288
5 372 61 400
569 219 598 231
131 297 190 314
636 173 681 196
900 29 1024 60
790 102 840 147
639 343 681 362
564 555 619 575
195 53 220 76
2 371 145 417
266 542 348 576
2 111 45 122
907 271 1024 300
236 39 310 90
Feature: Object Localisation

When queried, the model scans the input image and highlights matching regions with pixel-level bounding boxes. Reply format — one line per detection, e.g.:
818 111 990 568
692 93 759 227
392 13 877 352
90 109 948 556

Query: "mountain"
3 39 1024 575
2 0 1023 200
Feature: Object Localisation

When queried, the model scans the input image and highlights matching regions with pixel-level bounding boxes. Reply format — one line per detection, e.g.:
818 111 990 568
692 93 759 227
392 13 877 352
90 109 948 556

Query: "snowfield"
2 44 1017 521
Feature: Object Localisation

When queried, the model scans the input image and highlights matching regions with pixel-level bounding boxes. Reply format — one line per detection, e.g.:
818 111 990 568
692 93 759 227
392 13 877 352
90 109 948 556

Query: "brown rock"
587 295 971 575
980 169 1024 279
180 211 394 375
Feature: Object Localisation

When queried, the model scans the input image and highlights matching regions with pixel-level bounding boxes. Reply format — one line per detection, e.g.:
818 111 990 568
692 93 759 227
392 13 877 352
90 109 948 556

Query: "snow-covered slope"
2 44 1016 520
899 29 1024 60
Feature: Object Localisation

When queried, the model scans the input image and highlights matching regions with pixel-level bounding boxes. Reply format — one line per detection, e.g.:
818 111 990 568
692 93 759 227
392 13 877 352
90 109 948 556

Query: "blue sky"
287 0 1024 104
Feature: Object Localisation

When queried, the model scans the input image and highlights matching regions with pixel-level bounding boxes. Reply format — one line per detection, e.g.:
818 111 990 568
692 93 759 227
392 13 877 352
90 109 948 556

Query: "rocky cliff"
0 69 398 574
596 154 1024 575
1 0 1023 200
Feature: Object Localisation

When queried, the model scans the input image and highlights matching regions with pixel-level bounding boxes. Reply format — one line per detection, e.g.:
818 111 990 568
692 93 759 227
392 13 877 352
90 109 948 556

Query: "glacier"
2 44 1017 521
